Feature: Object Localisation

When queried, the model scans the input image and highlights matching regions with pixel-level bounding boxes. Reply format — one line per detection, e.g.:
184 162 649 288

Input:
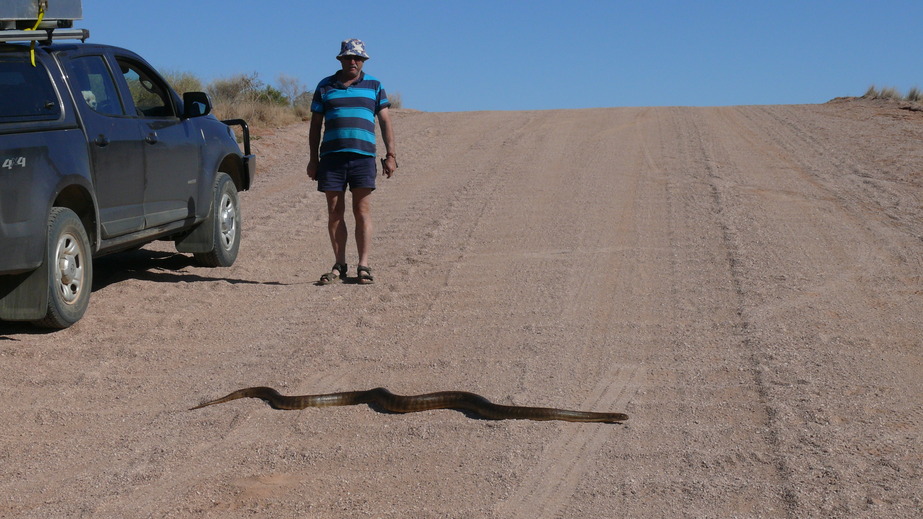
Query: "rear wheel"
193 173 241 267
35 207 93 328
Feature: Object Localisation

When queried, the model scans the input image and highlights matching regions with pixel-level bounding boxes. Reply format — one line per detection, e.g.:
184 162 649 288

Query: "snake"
190 387 628 423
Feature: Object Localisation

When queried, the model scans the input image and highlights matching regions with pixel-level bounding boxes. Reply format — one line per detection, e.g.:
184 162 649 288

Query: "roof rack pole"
0 28 89 43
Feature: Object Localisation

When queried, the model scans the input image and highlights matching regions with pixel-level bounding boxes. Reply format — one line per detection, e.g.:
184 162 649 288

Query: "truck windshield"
0 59 61 122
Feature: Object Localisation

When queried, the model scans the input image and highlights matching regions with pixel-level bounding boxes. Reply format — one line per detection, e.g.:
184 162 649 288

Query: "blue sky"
82 0 923 112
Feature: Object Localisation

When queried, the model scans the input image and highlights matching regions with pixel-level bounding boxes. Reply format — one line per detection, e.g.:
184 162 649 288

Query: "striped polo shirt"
311 71 391 157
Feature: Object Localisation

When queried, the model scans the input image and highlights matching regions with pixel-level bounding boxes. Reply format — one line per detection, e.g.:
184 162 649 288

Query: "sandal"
357 265 374 285
318 262 347 285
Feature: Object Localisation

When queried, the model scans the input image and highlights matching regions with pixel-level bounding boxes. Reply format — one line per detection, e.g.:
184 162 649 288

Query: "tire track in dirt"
739 104 923 248
682 108 800 515
496 365 643 519
691 105 923 515
493 108 662 518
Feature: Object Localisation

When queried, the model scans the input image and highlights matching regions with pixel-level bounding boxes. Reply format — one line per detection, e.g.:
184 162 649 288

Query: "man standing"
307 39 397 285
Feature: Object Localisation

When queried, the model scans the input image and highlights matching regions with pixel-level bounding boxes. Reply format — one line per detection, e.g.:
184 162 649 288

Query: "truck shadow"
91 248 286 291
0 249 283 337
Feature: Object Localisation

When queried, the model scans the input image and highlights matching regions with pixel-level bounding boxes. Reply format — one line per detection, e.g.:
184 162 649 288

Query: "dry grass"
906 86 922 103
388 91 403 109
212 100 300 126
161 70 204 95
863 84 921 102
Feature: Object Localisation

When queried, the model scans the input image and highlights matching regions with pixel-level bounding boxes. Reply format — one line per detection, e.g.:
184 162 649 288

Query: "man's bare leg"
352 188 373 267
322 191 348 282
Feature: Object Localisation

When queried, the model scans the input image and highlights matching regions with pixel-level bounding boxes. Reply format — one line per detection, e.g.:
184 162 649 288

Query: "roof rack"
0 28 88 44
0 28 88 43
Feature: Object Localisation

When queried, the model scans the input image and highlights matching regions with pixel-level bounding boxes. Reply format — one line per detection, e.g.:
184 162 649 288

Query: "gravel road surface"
2 99 921 517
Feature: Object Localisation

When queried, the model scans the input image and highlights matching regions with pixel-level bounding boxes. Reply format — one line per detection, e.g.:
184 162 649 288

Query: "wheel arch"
53 184 98 253
218 154 249 192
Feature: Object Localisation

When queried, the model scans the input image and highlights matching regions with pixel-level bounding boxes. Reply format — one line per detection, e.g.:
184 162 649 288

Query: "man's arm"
306 113 324 180
378 107 397 178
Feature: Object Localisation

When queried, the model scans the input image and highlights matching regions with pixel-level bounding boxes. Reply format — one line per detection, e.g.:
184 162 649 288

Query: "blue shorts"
316 152 377 192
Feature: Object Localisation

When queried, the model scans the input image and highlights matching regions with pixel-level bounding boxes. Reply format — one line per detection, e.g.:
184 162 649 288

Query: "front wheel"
35 207 93 328
193 173 241 267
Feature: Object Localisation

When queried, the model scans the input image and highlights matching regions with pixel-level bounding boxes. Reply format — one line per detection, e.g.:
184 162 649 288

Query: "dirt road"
2 100 922 517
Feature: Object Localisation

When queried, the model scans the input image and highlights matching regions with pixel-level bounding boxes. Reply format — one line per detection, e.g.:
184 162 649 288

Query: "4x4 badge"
1 156 27 170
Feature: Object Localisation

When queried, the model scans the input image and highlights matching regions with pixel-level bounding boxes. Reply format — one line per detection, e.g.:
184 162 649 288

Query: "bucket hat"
337 39 370 60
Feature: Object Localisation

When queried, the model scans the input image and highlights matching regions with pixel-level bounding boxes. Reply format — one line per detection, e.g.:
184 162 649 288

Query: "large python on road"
191 387 628 423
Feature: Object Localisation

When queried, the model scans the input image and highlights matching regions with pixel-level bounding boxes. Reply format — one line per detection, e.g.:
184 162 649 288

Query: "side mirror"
182 91 212 118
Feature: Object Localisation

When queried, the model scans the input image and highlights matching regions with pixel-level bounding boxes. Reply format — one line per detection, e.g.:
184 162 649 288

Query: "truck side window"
66 56 124 116
118 60 174 118
0 59 61 122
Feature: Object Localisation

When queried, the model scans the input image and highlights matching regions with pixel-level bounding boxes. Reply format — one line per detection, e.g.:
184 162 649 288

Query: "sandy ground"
2 99 922 518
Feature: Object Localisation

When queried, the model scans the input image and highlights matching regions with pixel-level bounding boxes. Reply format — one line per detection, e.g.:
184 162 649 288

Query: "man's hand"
381 156 397 178
306 158 319 181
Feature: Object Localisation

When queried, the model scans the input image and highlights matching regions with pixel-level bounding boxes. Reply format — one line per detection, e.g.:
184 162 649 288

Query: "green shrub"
256 84 290 106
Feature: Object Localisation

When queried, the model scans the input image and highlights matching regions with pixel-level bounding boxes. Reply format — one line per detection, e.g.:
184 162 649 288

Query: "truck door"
64 55 146 238
114 57 200 228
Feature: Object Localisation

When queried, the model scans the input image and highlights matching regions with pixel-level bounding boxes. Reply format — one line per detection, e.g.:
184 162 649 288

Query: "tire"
35 207 93 328
193 173 241 267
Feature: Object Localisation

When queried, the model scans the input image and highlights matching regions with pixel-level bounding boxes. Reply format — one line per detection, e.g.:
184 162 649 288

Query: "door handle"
145 133 158 144
94 135 109 147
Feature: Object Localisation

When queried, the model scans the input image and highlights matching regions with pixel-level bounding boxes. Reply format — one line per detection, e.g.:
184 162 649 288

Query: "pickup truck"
0 27 255 328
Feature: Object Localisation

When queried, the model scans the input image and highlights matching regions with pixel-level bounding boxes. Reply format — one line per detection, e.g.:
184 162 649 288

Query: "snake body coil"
191 387 628 423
